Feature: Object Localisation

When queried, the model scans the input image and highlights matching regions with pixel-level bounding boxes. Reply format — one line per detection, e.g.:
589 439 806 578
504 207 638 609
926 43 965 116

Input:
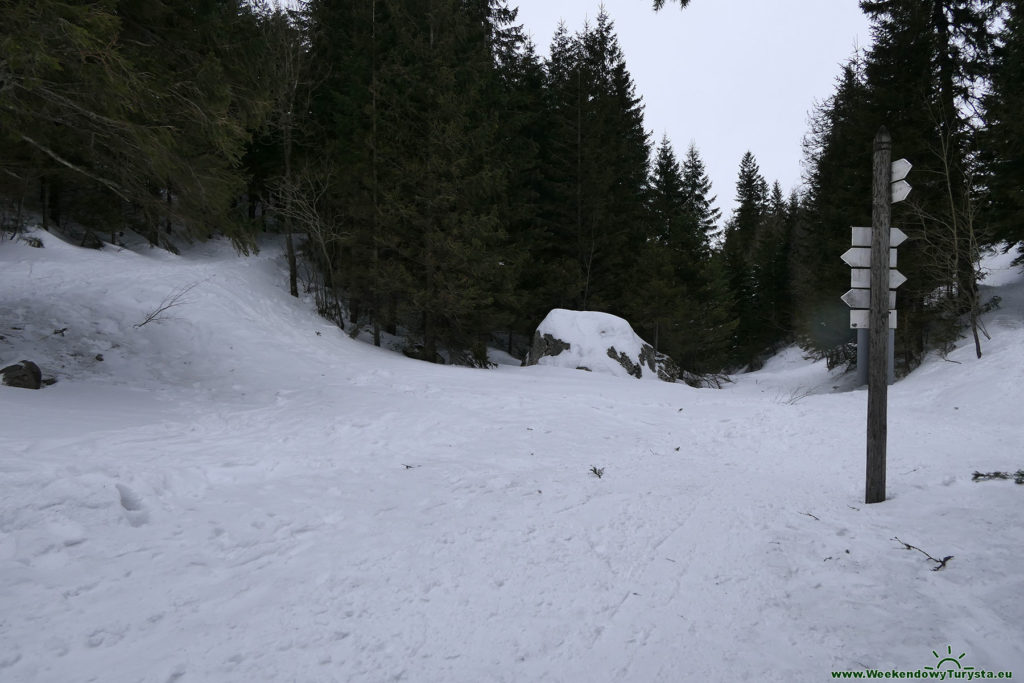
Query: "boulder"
1 360 43 390
523 332 571 367
79 231 104 249
522 309 679 382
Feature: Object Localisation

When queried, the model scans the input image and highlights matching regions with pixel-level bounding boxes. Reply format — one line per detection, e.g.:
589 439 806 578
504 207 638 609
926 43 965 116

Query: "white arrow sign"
850 309 897 329
842 247 897 268
892 179 912 203
851 227 908 248
850 268 907 289
842 288 896 309
891 158 912 182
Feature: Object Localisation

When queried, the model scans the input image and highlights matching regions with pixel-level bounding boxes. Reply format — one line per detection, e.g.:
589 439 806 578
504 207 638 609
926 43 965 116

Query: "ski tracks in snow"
4 238 1023 681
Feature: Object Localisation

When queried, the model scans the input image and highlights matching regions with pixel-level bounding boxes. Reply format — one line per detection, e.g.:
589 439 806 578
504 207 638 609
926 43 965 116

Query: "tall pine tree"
859 0 996 363
722 151 771 366
793 59 872 364
982 0 1024 259
636 138 733 372
539 12 651 317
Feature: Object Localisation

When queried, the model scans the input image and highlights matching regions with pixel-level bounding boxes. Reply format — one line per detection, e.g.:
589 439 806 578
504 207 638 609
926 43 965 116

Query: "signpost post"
865 129 893 504
855 128 912 505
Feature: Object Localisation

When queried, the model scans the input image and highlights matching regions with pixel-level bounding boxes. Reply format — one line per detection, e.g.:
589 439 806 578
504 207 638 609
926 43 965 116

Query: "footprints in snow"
116 483 149 527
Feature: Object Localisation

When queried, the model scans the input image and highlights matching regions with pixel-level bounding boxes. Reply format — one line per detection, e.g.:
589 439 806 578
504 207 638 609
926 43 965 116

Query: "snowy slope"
1 231 1022 682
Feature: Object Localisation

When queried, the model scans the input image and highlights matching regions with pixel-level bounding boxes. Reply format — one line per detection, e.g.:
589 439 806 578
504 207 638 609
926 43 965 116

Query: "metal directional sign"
843 222 907 330
891 158 912 204
891 180 912 203
851 227 907 248
851 268 907 289
842 288 896 309
841 247 897 268
850 309 897 329
891 158 911 181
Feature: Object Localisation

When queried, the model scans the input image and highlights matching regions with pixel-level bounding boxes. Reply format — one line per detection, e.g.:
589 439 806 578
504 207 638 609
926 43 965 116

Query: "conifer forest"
2 0 1022 376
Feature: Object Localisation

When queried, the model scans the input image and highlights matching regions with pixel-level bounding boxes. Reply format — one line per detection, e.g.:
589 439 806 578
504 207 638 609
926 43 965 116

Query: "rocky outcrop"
523 332 572 367
638 344 681 383
1 360 42 389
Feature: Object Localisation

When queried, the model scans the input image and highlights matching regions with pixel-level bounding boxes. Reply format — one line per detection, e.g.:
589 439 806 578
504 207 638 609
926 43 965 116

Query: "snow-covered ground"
1 231 1022 682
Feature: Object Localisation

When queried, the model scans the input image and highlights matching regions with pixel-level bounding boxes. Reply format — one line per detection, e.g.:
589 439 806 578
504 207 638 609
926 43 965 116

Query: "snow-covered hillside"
1 230 1022 682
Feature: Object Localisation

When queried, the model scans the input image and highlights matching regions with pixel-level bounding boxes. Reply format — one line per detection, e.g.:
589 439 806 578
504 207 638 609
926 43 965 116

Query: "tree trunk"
971 306 982 359
283 117 298 296
423 311 437 363
350 298 360 324
165 188 172 234
371 0 382 348
41 178 49 231
386 295 397 335
285 230 298 297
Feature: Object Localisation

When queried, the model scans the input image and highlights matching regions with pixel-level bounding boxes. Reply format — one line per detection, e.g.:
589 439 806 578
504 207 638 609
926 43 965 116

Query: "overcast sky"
511 0 872 217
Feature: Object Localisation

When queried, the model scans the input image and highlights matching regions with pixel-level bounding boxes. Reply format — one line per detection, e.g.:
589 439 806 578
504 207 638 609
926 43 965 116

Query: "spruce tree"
638 137 733 373
796 1 999 368
982 0 1024 258
753 181 794 342
680 142 722 256
373 0 511 364
680 143 735 372
858 0 996 364
538 11 651 316
635 137 697 360
533 21 588 311
489 24 550 352
722 151 769 365
115 0 270 247
0 0 129 233
1 0 269 245
304 0 389 334
792 60 872 363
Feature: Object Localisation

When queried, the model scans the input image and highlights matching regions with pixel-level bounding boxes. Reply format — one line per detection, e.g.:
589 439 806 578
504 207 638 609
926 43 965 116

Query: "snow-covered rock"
523 309 679 382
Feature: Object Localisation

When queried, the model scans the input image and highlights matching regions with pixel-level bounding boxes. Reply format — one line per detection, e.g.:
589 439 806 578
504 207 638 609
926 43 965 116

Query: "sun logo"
924 645 974 671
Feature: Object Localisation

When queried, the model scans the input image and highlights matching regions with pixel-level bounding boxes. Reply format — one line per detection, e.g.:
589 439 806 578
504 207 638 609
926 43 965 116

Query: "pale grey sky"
511 0 872 217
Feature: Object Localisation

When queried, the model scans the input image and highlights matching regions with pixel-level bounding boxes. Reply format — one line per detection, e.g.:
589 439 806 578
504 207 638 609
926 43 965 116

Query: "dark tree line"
0 0 272 250
796 0 1022 370
262 1 751 370
2 0 1022 376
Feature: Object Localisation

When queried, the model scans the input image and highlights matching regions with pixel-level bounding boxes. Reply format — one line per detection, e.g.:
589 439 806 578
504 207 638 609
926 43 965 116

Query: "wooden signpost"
841 164 911 386
842 127 911 505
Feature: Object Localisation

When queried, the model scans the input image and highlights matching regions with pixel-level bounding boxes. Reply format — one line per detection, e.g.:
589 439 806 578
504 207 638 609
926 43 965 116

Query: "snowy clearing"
1 231 1022 682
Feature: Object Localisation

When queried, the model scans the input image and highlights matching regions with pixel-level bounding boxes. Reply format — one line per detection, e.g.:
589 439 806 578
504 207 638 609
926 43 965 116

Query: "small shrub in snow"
981 295 1001 313
590 466 605 479
971 470 1024 484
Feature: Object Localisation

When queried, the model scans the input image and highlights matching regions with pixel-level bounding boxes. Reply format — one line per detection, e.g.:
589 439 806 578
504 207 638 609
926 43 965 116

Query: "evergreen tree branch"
18 134 131 203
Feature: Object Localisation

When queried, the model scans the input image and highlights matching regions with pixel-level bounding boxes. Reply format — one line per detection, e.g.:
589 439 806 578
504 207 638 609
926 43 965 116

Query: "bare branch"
134 280 206 328
892 537 954 571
